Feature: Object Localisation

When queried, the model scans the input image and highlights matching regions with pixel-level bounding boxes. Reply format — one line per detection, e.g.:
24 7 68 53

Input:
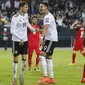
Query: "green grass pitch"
0 48 85 85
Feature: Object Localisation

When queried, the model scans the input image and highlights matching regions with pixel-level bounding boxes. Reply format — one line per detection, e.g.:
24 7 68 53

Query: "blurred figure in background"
68 20 85 65
5 0 11 19
3 28 9 51
14 0 20 12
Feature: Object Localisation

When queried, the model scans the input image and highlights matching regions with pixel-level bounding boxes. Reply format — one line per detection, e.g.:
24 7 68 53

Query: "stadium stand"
0 0 85 47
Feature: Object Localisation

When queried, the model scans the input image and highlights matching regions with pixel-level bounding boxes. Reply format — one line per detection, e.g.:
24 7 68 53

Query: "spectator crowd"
0 0 85 27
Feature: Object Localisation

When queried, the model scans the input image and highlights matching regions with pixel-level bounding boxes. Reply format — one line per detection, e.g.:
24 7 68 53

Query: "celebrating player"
28 15 41 71
11 2 38 85
38 2 58 84
68 20 85 65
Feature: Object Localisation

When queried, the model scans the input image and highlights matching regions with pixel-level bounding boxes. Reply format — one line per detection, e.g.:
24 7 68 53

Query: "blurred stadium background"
0 0 85 49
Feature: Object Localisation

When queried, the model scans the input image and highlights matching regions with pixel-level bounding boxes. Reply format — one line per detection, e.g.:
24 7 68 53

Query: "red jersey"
75 26 84 40
28 24 40 44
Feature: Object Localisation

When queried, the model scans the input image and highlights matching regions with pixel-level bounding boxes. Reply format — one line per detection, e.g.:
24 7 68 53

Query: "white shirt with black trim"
11 13 36 42
43 12 58 42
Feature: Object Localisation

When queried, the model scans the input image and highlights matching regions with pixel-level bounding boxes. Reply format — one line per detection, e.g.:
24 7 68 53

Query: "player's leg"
72 50 76 64
19 41 27 85
81 64 85 83
20 54 27 76
20 54 27 85
13 56 18 79
81 51 85 57
11 56 18 85
28 44 34 71
11 42 20 85
46 56 55 84
68 50 76 65
68 41 77 65
34 45 40 71
38 41 49 84
80 43 85 57
46 41 56 84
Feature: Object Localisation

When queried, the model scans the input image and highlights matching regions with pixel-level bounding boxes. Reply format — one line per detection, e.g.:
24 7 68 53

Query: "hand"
19 40 24 46
36 29 42 33
74 20 79 25
40 39 45 46
36 29 40 32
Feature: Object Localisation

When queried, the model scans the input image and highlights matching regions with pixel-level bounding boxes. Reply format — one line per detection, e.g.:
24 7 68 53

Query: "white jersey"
11 13 28 42
11 13 36 42
43 12 58 42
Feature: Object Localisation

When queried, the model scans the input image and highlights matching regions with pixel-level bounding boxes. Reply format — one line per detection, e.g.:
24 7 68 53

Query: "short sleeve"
43 16 51 25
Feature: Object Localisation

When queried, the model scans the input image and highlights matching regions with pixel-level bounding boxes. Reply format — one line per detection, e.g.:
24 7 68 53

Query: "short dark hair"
19 2 28 8
40 1 49 7
31 15 37 19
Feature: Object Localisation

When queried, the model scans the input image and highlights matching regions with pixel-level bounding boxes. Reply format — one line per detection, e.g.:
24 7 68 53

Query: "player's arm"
70 20 79 30
41 16 50 37
81 28 84 38
26 14 40 32
10 17 24 40
27 22 37 32
39 26 46 46
42 24 48 37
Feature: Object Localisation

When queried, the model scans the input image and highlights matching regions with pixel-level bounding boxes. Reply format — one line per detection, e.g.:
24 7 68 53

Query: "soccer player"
11 2 38 85
28 15 41 71
68 20 85 65
38 2 58 84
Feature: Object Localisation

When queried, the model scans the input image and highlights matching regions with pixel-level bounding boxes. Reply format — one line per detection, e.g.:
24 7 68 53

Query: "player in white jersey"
38 2 58 84
11 2 38 85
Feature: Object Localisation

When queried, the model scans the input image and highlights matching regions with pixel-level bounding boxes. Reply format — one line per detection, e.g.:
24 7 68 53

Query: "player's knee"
13 60 18 63
46 56 52 59
73 50 76 54
13 56 18 63
22 54 27 59
22 58 27 61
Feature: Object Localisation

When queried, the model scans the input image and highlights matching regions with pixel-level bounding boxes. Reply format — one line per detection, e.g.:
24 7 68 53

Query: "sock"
46 59 54 78
82 52 85 57
13 62 18 79
20 60 26 76
28 55 32 69
39 55 47 77
36 54 40 67
72 53 76 63
82 64 85 78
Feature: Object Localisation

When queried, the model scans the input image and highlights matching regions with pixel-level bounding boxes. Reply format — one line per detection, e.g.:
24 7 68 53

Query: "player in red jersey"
28 15 41 71
81 21 85 83
68 20 85 65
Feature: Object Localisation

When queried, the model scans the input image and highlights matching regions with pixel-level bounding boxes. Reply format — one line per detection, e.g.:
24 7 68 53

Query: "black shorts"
42 40 57 56
12 41 28 56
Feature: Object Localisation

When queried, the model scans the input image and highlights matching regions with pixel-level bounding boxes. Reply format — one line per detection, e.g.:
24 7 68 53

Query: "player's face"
32 18 37 25
22 5 28 13
39 4 47 14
